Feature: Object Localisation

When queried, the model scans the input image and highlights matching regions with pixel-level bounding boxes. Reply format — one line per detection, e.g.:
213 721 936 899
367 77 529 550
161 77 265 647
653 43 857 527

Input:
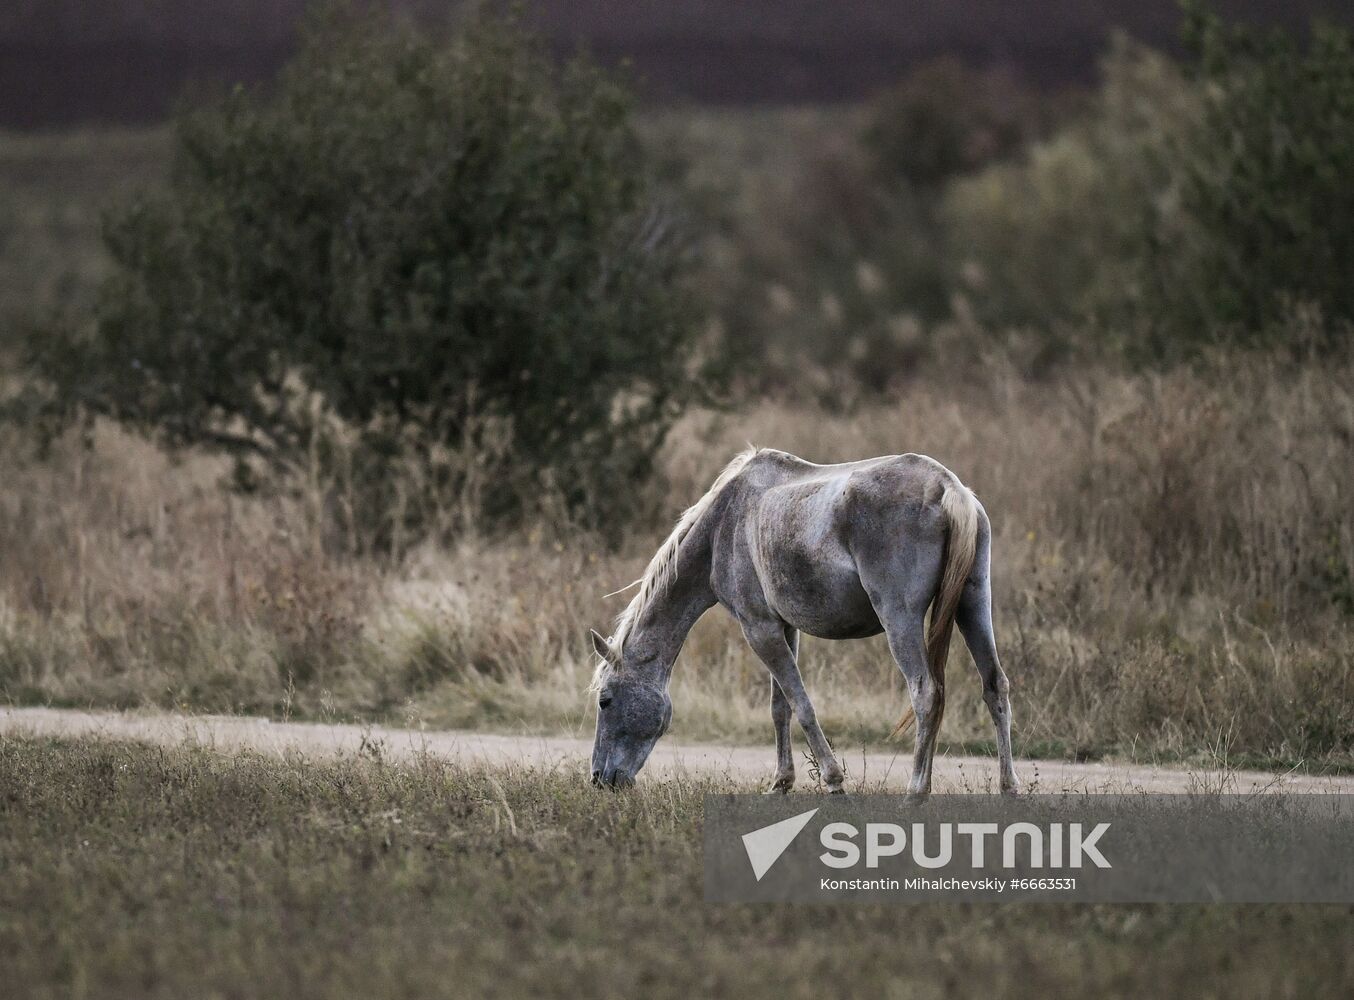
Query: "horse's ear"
589 628 613 661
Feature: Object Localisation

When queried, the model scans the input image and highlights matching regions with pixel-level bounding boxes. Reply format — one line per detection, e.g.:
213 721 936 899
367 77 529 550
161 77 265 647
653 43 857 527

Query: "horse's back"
751 451 955 529
724 450 969 636
721 451 950 638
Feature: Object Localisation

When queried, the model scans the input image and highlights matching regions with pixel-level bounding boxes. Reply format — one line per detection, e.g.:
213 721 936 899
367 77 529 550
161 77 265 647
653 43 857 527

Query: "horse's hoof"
828 785 846 796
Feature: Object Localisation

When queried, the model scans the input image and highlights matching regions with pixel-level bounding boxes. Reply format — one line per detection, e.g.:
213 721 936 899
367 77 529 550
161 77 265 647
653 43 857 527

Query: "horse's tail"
893 480 980 737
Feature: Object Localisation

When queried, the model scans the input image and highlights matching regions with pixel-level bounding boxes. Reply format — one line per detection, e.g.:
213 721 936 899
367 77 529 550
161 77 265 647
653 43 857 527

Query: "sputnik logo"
741 808 819 881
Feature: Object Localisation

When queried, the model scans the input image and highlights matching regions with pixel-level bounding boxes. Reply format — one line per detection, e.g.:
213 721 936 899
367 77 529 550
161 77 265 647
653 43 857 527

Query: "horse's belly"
750 478 883 639
761 549 882 640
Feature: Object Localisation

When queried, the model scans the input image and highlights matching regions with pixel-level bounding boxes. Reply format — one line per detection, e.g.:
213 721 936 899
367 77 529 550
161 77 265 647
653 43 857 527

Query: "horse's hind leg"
956 529 1019 794
860 535 947 799
880 612 944 799
767 628 797 793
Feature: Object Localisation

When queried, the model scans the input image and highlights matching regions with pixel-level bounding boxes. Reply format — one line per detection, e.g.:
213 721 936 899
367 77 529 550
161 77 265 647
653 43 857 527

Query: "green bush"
947 7 1354 363
23 6 694 540
944 38 1201 358
657 60 1061 398
1140 3 1354 355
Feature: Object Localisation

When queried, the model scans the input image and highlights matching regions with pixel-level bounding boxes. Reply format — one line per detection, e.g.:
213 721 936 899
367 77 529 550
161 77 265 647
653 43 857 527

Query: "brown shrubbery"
3 345 1351 762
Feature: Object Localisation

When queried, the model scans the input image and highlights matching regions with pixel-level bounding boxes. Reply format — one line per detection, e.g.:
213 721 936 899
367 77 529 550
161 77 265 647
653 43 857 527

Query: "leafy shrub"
1138 3 1354 356
659 58 1065 398
944 38 1201 358
948 7 1354 363
23 6 695 541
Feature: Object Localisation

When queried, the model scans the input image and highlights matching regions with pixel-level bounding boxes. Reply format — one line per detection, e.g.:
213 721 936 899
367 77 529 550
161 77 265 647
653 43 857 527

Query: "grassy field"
2 735 1350 999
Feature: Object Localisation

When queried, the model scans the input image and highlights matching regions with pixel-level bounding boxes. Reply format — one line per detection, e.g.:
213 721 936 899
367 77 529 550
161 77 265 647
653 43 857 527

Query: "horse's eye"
598 694 613 710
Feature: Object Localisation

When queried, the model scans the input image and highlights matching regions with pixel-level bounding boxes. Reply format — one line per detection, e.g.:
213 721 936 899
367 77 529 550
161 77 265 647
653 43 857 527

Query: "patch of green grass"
2 735 1351 999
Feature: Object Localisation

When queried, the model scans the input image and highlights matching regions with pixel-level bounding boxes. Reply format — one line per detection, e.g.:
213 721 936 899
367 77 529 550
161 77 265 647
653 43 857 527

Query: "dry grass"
8 735 1352 999
3 347 1353 769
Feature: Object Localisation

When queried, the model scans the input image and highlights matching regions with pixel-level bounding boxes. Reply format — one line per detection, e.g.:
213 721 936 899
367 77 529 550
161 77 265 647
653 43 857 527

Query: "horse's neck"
624 522 718 682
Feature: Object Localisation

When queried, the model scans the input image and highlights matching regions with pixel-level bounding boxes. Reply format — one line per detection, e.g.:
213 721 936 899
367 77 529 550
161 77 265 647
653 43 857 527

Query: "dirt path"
3 705 1350 794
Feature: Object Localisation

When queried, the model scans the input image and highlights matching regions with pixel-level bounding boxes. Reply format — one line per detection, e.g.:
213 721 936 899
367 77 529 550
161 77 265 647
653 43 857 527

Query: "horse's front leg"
743 621 845 794
767 678 795 793
766 626 799 792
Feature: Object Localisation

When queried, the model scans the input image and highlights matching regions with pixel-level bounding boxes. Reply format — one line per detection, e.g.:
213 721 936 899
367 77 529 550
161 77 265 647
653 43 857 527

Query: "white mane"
591 446 759 688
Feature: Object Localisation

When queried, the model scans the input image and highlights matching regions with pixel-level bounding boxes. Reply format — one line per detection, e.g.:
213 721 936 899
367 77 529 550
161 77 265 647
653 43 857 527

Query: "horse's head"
588 629 672 788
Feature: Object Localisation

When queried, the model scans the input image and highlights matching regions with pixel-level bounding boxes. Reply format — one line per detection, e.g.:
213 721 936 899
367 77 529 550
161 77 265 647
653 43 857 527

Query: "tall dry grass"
2 347 1353 767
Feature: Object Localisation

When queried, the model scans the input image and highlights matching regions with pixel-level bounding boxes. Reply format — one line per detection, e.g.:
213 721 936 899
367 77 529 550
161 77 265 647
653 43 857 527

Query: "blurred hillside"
4 0 1353 127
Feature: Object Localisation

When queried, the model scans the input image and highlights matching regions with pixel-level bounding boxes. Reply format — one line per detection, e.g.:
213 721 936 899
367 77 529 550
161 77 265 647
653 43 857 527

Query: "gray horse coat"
589 447 1018 798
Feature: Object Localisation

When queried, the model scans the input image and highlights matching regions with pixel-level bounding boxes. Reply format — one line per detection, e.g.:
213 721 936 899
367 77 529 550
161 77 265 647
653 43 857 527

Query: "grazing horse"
588 447 1018 799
